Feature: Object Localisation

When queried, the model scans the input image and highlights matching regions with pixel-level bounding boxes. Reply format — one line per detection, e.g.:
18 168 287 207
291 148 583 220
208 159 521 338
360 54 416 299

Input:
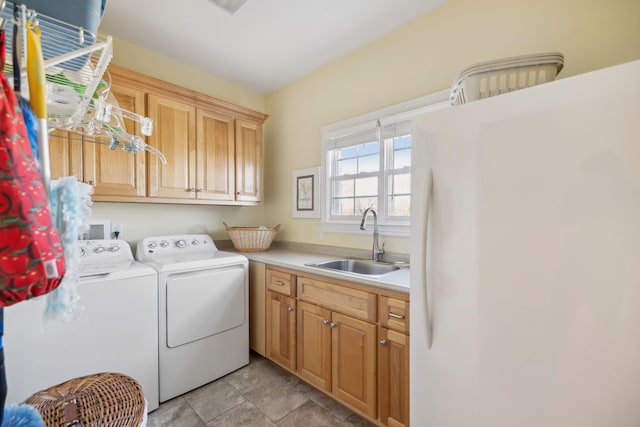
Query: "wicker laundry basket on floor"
24 372 146 427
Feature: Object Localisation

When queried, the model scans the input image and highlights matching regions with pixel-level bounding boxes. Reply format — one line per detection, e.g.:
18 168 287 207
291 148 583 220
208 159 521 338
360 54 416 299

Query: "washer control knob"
149 242 157 249
176 239 187 248
191 239 199 246
109 245 120 252
160 241 169 248
95 246 105 253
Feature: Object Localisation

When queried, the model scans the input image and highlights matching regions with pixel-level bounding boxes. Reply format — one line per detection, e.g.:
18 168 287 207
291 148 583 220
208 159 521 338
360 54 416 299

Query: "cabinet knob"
287 306 294 312
274 281 285 286
329 322 337 328
322 319 329 326
197 188 203 192
379 340 387 346
187 187 196 192
86 180 94 186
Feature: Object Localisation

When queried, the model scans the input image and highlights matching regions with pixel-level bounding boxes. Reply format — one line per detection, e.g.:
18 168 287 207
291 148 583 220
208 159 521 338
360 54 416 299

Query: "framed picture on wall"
292 167 320 218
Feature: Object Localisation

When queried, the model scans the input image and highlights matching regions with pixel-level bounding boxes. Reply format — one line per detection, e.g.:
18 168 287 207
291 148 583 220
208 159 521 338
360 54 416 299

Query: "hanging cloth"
0 28 66 307
45 176 93 321
0 307 5 426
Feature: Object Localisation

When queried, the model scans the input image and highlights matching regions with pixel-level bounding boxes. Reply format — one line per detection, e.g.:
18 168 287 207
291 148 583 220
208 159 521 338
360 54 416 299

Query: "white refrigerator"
410 60 640 427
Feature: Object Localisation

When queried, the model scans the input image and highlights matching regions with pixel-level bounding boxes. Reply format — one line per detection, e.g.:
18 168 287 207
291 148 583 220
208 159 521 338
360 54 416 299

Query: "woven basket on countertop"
24 372 146 427
224 222 280 252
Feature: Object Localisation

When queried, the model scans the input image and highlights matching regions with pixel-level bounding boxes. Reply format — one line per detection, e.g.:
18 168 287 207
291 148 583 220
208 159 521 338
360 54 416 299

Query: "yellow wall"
95 0 640 249
110 38 265 112
263 0 640 254
90 39 267 244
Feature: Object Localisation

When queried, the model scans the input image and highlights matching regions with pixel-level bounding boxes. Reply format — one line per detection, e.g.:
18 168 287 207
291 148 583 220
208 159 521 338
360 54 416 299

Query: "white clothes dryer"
136 234 248 402
4 240 159 411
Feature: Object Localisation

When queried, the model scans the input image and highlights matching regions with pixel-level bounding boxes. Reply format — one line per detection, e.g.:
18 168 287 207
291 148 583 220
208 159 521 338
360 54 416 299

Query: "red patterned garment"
0 29 65 307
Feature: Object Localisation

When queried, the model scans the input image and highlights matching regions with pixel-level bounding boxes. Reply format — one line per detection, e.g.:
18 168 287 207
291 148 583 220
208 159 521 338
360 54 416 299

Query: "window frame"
320 90 449 237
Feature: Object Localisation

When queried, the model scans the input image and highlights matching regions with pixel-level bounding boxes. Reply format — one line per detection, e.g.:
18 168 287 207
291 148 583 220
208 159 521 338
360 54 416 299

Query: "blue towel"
45 177 93 321
2 405 44 427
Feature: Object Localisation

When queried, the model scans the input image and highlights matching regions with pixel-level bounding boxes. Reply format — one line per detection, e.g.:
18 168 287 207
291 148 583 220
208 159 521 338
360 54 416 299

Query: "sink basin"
305 259 399 277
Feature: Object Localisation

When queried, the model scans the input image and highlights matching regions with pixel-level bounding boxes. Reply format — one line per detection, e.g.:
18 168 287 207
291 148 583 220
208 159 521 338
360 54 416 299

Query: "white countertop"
232 247 410 294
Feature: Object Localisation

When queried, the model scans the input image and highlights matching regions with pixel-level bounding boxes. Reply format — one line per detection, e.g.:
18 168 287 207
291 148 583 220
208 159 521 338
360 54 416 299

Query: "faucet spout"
360 208 384 262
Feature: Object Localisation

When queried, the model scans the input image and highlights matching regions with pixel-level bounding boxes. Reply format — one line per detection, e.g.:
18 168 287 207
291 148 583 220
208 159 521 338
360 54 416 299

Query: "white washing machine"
136 234 248 402
4 240 159 411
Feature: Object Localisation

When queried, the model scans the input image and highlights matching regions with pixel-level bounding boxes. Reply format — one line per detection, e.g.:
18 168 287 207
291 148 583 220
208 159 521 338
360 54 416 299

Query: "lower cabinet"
297 301 332 390
297 301 377 418
265 290 297 372
378 327 410 427
298 301 377 417
332 311 377 418
262 265 409 426
248 261 266 356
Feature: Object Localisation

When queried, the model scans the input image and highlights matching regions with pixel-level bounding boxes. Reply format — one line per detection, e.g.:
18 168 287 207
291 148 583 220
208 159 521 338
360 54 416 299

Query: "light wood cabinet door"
235 119 262 203
147 94 196 199
85 83 146 198
249 262 266 356
266 291 297 372
196 109 235 201
49 129 82 179
297 301 332 391
378 327 410 427
332 312 377 418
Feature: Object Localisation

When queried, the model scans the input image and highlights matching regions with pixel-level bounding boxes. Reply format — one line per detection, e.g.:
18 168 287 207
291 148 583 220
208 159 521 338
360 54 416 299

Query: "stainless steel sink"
305 258 399 277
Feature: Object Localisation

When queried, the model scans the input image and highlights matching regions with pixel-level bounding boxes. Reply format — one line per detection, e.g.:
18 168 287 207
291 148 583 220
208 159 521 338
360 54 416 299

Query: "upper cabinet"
89 82 147 200
49 129 82 180
197 109 237 202
235 119 262 203
50 84 147 200
147 94 197 199
49 65 268 206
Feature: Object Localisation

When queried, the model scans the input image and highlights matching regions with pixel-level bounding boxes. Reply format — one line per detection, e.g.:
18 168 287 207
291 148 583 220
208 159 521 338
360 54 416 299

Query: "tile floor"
147 352 377 427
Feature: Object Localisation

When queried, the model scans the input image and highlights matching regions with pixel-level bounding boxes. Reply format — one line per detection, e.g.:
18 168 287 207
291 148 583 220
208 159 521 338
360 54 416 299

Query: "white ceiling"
99 0 444 94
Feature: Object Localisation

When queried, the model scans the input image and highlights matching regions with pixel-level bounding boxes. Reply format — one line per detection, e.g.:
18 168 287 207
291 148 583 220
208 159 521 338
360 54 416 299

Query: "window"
320 91 448 236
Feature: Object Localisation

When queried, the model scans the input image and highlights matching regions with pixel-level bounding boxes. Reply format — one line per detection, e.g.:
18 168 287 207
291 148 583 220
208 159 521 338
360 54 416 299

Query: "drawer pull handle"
287 306 294 312
329 322 337 328
379 339 387 346
274 281 285 286
388 312 405 320
322 319 329 326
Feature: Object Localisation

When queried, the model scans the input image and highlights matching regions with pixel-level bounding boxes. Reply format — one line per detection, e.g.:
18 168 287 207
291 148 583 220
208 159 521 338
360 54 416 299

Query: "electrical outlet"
315 227 323 240
111 223 122 239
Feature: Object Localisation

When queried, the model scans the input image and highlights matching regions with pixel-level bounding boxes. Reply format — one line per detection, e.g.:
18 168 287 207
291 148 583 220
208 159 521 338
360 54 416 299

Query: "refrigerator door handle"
420 168 433 348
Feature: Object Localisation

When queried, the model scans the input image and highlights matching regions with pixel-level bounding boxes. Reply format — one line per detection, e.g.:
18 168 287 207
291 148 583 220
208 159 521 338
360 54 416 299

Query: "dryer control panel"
136 234 218 260
77 240 135 276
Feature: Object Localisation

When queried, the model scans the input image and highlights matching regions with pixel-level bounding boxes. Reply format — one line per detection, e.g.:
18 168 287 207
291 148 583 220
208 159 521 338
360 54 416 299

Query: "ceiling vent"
209 0 249 15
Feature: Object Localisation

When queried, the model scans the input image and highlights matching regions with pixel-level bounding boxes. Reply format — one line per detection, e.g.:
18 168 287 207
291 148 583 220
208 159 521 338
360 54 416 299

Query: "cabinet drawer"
266 267 296 296
297 276 376 322
379 297 409 334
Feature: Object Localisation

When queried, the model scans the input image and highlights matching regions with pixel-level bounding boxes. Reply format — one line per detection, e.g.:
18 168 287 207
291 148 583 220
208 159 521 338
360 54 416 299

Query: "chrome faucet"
360 207 385 262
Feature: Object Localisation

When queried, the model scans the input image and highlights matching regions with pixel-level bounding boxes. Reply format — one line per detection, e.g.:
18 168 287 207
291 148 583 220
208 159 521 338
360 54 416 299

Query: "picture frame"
292 167 320 218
